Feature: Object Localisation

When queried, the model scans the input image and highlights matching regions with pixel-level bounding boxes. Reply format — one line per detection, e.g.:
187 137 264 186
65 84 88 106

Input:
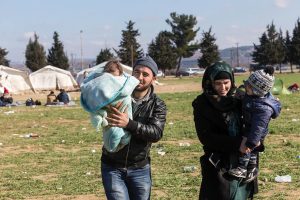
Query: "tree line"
1 13 300 74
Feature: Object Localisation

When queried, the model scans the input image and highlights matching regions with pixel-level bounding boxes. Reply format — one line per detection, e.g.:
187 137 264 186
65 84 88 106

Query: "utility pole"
236 43 239 67
230 47 233 67
80 30 83 70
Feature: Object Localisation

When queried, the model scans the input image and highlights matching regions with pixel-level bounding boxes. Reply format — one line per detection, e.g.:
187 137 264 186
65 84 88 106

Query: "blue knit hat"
133 55 158 76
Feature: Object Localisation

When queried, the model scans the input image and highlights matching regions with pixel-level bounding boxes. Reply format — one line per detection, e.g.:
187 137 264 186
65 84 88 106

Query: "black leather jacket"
101 87 167 168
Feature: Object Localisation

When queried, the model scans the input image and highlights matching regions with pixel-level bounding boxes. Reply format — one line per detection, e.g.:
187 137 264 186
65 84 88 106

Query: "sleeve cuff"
125 118 138 134
245 141 257 149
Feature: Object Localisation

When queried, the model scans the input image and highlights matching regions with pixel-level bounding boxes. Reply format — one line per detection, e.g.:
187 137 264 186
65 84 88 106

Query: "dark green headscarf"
202 61 236 96
202 61 238 112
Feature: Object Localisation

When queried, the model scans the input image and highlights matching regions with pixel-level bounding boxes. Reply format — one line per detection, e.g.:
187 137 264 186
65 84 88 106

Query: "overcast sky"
1 0 300 63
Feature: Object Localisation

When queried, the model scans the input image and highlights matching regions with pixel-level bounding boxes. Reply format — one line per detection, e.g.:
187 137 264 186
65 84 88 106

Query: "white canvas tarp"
0 65 34 94
76 61 133 85
29 65 78 91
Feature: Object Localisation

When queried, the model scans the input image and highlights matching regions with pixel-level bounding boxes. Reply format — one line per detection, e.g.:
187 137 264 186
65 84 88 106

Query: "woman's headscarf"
202 61 237 112
202 61 236 96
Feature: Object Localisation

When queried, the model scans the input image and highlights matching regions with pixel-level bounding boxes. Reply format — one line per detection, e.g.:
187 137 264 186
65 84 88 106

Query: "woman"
192 61 258 200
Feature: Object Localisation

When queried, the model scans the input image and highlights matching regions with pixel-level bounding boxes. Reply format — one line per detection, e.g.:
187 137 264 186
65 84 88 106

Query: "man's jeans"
101 162 151 200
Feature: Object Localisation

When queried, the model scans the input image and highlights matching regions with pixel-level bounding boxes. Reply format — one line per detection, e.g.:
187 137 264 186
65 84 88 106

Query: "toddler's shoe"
243 167 259 183
228 167 247 178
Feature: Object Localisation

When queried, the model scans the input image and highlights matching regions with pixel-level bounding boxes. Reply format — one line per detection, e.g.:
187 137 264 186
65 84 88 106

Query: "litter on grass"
4 110 14 115
275 175 292 183
20 133 39 138
179 142 191 147
183 166 197 173
157 148 166 156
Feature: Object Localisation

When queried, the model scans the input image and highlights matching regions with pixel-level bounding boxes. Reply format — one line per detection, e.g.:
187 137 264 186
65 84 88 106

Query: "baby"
81 60 139 152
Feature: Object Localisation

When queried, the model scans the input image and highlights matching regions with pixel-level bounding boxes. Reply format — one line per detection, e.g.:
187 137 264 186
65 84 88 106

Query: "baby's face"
109 64 121 76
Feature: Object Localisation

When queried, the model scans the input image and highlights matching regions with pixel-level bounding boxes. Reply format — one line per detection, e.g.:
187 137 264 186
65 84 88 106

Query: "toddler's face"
245 84 254 95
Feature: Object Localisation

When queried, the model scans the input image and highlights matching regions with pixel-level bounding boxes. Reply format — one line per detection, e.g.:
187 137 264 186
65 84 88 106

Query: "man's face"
132 65 156 92
213 79 232 96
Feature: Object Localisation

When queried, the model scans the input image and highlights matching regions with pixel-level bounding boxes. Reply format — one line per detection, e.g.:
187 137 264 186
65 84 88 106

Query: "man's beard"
135 82 152 92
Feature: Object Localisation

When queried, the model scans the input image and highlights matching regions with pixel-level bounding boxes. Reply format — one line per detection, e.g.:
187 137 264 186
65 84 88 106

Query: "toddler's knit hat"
245 66 275 96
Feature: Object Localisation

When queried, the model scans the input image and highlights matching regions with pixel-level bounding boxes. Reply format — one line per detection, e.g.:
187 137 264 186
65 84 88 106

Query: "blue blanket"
80 67 139 152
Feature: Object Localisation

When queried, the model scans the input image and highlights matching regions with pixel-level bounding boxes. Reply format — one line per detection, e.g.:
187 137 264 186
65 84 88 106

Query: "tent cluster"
0 62 133 94
0 65 78 94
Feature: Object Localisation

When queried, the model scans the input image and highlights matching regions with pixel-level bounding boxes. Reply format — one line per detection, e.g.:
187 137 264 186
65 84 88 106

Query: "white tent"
29 65 78 91
76 61 133 85
0 65 34 94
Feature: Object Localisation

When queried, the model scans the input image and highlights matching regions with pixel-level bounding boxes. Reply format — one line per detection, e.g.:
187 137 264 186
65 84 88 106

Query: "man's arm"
107 98 167 143
126 99 166 142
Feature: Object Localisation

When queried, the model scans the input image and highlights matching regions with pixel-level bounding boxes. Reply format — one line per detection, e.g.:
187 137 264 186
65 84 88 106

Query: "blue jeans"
101 162 151 200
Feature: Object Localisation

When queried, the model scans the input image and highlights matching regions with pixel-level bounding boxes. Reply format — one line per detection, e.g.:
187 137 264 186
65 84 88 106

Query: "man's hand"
106 101 129 128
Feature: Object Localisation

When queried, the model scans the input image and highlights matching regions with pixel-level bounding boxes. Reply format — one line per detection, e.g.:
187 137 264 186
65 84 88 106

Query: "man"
103 55 167 200
56 89 70 104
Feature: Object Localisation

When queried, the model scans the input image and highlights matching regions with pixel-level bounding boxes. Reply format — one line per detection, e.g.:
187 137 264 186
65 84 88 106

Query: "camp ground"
0 73 299 199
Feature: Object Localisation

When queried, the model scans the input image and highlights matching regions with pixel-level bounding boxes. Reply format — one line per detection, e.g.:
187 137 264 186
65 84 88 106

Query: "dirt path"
12 82 201 102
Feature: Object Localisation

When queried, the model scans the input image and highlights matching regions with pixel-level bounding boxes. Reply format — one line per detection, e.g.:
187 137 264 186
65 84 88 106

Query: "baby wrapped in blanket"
80 60 139 152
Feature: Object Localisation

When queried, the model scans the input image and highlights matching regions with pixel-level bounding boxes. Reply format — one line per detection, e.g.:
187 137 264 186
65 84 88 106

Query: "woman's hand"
106 101 129 128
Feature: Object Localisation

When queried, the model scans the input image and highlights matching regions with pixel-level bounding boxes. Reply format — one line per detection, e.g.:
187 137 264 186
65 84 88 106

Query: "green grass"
0 73 299 199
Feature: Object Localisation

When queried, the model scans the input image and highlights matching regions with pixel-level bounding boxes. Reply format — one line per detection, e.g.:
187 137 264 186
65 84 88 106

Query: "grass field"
1 73 299 200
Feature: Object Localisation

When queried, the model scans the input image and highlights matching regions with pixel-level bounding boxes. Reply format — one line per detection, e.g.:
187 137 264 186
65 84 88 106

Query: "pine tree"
116 20 143 67
252 33 269 65
252 22 284 67
166 12 200 75
291 18 300 69
198 27 220 68
276 29 286 73
285 31 293 72
25 33 47 72
0 47 10 66
96 48 114 64
148 31 177 76
47 31 69 70
265 22 283 65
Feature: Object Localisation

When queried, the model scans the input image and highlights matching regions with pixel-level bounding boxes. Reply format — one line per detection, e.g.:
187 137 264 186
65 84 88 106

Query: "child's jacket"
243 92 281 149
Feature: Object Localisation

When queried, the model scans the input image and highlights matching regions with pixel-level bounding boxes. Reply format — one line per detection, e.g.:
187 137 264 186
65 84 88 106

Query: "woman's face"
213 79 232 96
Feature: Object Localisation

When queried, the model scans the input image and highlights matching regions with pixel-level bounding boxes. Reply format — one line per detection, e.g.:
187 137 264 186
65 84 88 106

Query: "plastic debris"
296 155 300 159
4 110 14 115
292 118 299 122
183 166 197 173
82 127 87 130
157 148 166 156
91 149 96 153
168 122 174 125
86 172 92 176
56 186 63 190
275 175 292 183
179 142 190 147
61 140 65 143
20 133 39 138
0 143 3 146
